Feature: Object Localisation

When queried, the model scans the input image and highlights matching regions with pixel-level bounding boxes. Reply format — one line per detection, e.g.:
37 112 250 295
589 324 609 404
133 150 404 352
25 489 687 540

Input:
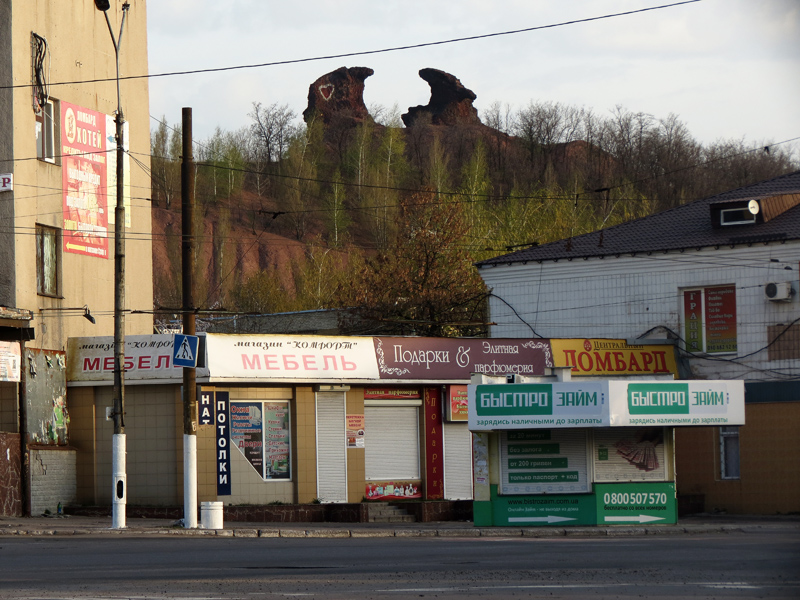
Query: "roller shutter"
443 423 473 500
316 392 347 503
365 406 420 480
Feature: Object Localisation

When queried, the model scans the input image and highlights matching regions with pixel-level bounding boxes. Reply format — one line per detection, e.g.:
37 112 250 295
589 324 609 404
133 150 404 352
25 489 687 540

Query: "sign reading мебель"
609 381 745 427
206 334 381 380
468 382 609 431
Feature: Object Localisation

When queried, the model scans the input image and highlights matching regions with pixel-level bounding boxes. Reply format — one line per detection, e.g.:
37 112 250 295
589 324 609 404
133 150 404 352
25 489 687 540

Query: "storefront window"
230 401 290 480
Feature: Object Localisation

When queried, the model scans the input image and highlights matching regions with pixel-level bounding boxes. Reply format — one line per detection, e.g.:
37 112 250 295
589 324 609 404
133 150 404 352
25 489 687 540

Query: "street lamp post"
95 0 130 530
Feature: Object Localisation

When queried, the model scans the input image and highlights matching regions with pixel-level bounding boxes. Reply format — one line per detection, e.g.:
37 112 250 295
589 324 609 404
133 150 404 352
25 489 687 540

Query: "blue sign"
173 334 199 368
216 392 231 495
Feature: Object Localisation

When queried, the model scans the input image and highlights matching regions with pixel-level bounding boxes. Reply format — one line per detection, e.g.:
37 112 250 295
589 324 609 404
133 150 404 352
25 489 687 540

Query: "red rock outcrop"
401 68 482 127
303 66 374 125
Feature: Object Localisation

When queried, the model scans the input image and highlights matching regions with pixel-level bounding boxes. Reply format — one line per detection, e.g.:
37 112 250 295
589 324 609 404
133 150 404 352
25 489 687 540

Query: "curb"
0 523 761 538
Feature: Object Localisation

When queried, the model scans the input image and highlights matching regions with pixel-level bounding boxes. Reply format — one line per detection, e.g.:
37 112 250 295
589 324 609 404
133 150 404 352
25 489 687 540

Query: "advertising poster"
365 481 421 500
0 341 21 382
61 101 109 258
593 427 667 482
704 285 737 354
230 401 290 480
230 402 264 475
500 429 590 495
447 385 468 421
346 414 365 448
489 489 597 527
263 403 290 479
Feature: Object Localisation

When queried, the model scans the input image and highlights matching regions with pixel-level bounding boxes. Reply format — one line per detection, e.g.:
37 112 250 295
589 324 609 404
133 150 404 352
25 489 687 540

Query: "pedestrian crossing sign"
173 334 199 368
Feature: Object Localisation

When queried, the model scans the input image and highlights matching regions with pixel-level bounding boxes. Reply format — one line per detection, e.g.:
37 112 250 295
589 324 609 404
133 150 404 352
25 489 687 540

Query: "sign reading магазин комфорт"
468 380 744 430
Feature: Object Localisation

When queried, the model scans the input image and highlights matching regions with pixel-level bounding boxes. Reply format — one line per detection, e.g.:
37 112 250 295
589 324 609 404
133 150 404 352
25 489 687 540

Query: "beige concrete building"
0 0 152 516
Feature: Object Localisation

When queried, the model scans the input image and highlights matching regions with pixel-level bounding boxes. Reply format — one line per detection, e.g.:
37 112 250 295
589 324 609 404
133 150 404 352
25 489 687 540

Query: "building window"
719 426 740 479
36 99 56 163
36 225 60 297
682 285 737 354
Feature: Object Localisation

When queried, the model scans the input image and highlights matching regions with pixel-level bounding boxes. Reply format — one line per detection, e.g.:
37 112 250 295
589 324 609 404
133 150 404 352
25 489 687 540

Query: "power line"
0 2 704 92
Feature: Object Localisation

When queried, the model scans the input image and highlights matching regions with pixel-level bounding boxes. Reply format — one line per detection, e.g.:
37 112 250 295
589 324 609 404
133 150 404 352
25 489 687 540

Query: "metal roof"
477 171 800 267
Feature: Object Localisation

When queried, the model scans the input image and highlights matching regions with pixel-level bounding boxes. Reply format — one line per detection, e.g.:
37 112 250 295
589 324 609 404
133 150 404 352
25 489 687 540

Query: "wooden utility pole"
181 107 198 528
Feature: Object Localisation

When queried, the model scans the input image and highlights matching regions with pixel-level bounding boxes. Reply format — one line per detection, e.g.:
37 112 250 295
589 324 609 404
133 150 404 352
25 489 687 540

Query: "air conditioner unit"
764 282 793 301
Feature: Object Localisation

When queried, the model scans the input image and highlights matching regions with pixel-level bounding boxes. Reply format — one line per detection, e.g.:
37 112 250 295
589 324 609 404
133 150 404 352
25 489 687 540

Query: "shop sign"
424 388 444 499
446 385 468 421
609 380 745 426
67 335 207 382
365 481 421 500
594 482 677 525
374 337 552 380
0 341 21 382
551 339 678 376
500 430 590 495
215 392 231 495
61 101 109 259
206 334 380 380
199 391 214 425
364 388 421 400
346 414 365 448
230 401 290 480
468 382 608 430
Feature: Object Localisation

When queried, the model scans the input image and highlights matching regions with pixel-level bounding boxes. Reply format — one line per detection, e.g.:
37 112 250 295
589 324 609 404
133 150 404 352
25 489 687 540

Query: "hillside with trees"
150 67 797 336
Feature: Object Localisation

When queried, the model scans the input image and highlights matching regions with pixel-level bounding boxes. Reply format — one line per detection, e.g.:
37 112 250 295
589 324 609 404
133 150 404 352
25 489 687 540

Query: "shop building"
476 171 800 515
66 334 554 510
1 1 152 516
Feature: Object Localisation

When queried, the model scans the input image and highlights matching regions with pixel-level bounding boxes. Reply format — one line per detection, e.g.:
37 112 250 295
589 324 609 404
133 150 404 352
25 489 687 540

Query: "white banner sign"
469 380 745 430
205 334 381 381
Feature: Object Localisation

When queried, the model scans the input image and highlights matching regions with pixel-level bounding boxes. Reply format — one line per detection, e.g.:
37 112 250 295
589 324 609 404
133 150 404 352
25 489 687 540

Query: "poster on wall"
346 414 365 448
61 101 109 258
365 481 421 500
500 429 590 495
704 285 737 354
447 385 468 421
0 341 21 382
230 401 290 480
593 427 667 482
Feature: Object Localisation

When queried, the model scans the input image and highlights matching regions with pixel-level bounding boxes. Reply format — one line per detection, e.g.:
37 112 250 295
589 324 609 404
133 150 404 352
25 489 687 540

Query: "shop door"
315 392 347 503
443 423 473 500
365 406 420 480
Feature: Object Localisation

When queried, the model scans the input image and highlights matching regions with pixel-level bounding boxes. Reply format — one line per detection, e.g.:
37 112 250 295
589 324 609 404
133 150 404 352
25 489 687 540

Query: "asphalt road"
1 529 798 599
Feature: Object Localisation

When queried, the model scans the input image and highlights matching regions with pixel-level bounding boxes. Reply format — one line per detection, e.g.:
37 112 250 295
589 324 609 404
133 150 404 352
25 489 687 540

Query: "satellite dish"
748 199 760 215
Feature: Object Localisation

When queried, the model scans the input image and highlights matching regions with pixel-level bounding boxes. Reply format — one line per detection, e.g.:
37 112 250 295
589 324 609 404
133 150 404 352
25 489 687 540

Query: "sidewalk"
1 514 797 538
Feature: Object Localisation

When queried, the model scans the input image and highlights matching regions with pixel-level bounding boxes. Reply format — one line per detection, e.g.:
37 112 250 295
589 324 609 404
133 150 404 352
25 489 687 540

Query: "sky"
146 0 800 152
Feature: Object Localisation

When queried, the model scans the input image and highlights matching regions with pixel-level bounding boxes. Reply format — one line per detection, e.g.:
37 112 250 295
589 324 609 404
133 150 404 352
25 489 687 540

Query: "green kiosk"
468 373 745 527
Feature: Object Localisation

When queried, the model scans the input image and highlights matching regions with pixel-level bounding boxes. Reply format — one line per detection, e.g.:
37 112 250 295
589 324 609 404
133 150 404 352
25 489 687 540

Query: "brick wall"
29 447 76 516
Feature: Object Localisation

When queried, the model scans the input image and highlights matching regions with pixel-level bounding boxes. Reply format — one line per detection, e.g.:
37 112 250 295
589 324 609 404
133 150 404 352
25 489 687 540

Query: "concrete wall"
29 447 76 515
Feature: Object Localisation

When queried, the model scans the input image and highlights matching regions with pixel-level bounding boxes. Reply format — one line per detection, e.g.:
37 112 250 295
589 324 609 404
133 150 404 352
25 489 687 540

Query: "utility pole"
96 0 130 531
181 107 198 528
